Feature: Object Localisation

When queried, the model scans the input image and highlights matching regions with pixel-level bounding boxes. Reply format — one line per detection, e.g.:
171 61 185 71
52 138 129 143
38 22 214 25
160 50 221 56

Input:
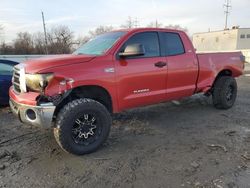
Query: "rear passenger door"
160 32 199 100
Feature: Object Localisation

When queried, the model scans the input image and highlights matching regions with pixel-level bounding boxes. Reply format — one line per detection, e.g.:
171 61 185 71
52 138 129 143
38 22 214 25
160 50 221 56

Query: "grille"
13 66 21 93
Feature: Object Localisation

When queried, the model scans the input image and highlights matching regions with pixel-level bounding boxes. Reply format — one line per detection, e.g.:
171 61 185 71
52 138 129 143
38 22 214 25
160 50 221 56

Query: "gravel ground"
0 64 250 188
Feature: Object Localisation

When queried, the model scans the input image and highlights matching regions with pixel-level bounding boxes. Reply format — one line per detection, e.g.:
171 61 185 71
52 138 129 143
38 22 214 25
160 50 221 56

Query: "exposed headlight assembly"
25 73 54 92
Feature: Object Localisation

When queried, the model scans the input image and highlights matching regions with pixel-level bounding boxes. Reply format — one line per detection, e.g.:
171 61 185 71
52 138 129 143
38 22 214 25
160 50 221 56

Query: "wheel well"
202 69 233 96
216 69 232 78
212 69 232 88
55 85 113 116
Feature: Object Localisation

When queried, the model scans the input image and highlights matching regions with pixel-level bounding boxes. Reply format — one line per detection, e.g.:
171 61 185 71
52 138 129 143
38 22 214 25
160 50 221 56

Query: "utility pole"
155 19 158 28
127 16 133 28
224 0 231 30
134 17 139 28
41 11 48 54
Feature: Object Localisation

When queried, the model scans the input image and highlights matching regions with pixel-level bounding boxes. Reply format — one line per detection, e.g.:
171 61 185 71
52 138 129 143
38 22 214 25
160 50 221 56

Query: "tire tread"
212 76 237 109
54 98 111 155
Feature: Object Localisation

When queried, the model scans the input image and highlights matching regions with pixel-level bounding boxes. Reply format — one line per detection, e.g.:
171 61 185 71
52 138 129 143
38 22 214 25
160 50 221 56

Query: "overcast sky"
0 0 249 42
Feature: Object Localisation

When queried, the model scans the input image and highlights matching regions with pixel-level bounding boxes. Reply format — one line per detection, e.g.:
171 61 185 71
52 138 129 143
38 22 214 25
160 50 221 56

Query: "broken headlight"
25 73 54 92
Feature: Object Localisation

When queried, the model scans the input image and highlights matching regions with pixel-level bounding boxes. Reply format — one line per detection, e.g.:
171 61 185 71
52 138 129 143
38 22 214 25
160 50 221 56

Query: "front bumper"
9 98 56 128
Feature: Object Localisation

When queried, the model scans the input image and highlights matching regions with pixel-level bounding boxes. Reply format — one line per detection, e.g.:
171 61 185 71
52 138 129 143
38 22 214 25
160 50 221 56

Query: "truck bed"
196 51 244 93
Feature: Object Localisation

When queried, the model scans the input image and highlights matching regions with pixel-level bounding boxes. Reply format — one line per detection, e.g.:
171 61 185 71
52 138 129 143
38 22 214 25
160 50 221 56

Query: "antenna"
41 11 48 54
224 0 231 30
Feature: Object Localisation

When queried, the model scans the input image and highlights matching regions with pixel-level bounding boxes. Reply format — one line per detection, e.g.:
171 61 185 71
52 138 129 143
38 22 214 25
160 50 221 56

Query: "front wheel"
54 98 111 155
212 76 237 109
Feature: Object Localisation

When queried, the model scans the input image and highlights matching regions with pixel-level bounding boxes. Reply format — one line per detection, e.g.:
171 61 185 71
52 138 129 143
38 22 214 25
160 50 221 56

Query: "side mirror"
119 44 145 57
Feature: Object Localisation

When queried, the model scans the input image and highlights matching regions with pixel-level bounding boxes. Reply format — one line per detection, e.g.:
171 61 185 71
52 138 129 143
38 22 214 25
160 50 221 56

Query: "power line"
41 11 48 54
224 0 231 30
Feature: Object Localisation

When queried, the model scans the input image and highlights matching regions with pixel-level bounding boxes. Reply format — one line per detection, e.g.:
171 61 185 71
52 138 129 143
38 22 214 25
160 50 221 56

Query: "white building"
192 27 250 63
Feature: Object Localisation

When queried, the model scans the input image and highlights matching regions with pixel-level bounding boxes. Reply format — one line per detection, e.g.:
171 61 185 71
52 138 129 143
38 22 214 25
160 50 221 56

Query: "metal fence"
0 55 52 63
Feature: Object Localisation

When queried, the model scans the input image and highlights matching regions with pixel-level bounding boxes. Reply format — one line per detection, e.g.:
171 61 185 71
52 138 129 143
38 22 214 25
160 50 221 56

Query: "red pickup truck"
9 28 244 155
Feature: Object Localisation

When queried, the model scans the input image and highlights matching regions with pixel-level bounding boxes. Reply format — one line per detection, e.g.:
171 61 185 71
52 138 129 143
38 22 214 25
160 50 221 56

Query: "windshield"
74 31 126 55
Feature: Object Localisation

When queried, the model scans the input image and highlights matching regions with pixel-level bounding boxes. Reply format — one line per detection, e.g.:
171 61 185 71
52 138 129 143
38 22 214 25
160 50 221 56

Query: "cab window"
121 32 160 58
162 32 185 56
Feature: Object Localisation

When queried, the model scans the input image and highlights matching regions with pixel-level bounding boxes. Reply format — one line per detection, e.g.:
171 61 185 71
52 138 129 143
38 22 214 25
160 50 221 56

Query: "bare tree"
13 32 34 54
165 24 188 32
89 26 113 37
120 16 135 29
0 25 3 32
74 26 113 50
0 42 14 55
147 21 188 32
47 25 74 54
33 32 46 54
146 21 189 32
0 25 4 40
147 20 163 28
0 25 75 55
76 36 90 45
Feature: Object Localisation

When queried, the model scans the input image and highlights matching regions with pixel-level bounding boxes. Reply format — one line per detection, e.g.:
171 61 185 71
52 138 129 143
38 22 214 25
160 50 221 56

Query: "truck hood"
23 54 96 73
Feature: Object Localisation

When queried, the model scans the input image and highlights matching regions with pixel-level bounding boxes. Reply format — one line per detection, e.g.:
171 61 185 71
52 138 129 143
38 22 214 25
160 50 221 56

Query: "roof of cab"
113 27 185 34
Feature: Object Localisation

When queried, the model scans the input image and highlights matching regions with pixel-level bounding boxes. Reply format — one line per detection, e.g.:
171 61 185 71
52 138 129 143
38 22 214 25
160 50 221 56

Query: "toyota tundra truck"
9 28 245 155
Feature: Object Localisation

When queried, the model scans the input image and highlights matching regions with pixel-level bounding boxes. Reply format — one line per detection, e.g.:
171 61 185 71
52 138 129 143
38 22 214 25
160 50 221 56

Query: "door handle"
154 61 167 68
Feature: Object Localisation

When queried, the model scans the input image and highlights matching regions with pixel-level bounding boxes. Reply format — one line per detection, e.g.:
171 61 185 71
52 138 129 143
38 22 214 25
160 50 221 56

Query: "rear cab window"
161 32 185 56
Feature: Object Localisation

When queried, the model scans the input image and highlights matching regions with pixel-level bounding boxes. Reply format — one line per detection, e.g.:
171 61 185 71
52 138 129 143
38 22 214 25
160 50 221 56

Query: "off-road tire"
212 76 237 109
54 98 111 155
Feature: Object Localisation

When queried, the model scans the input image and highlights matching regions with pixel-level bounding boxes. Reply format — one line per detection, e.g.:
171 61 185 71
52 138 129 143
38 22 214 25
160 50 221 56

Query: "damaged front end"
10 64 74 128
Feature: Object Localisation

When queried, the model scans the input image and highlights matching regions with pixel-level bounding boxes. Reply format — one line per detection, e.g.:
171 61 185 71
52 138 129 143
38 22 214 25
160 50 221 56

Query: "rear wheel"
54 98 111 155
212 76 237 109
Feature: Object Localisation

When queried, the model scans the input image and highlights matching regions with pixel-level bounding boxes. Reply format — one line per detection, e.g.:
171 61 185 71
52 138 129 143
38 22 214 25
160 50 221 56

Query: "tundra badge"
104 68 115 73
133 89 150 94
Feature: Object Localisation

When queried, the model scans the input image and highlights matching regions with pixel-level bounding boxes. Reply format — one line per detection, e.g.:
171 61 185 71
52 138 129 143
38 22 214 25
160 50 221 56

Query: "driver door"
114 32 168 111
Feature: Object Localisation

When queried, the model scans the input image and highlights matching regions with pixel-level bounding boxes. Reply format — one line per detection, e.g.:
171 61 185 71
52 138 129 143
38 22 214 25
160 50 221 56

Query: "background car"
0 59 19 105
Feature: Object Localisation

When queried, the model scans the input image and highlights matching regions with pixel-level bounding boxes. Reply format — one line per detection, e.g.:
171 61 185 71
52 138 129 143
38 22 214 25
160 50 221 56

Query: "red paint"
9 87 38 106
9 28 244 113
